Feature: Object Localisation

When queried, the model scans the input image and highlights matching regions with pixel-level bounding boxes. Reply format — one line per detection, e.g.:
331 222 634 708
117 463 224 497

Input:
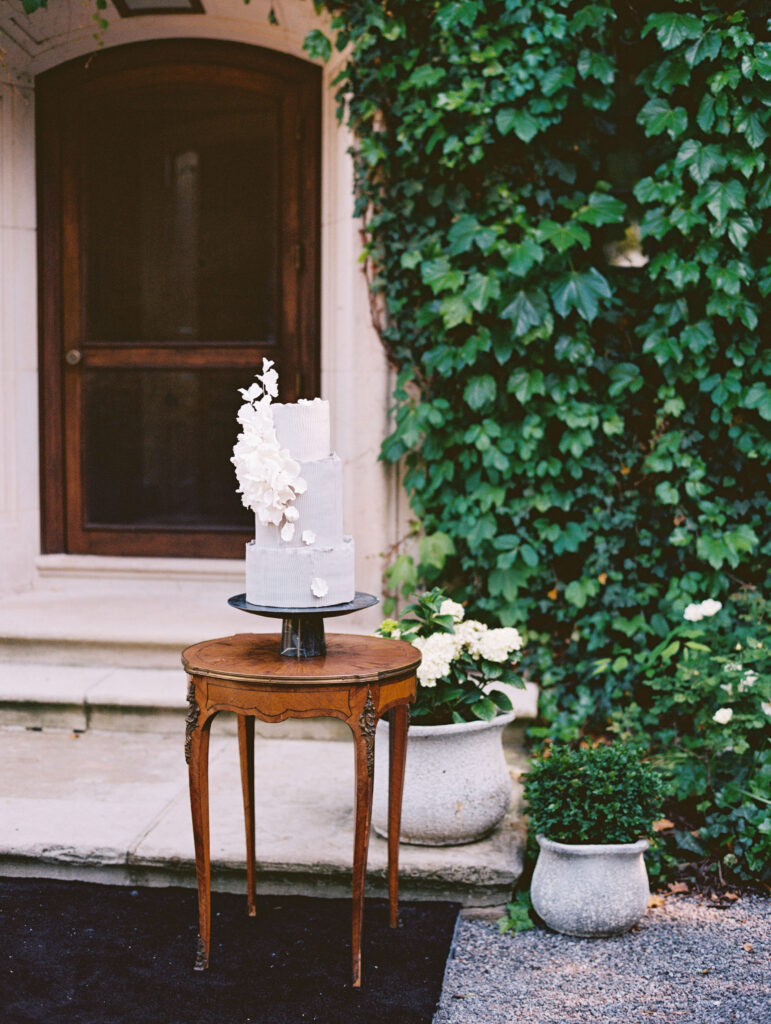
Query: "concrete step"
0 728 525 907
0 660 539 737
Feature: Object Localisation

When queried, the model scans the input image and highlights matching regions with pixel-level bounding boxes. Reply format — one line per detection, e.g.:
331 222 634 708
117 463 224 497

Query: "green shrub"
524 743 664 846
604 590 771 886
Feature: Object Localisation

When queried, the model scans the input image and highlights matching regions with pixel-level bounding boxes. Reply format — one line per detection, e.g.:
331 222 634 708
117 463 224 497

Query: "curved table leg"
238 714 257 917
187 694 214 971
349 687 376 987
388 703 409 928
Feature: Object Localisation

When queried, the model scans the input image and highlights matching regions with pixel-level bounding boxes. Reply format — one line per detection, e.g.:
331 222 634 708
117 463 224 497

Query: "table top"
182 633 421 686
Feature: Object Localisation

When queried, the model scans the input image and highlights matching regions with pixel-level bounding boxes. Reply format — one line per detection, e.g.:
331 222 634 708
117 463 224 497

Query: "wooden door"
37 40 320 558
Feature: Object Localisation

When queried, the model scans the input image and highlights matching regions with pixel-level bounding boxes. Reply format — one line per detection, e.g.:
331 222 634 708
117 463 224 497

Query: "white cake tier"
254 456 343 549
245 537 355 608
272 398 330 462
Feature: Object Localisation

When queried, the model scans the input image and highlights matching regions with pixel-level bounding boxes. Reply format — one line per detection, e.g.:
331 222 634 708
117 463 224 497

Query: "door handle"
65 349 82 366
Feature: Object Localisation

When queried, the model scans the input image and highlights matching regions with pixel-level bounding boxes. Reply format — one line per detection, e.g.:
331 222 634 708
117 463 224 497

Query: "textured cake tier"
254 456 343 549
245 537 355 608
272 399 330 462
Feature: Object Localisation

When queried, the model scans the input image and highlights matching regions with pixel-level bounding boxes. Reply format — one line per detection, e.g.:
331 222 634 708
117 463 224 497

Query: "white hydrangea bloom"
762 702 771 717
439 599 465 623
477 626 523 663
413 632 461 687
232 359 307 525
454 619 489 657
713 707 733 725
683 603 704 622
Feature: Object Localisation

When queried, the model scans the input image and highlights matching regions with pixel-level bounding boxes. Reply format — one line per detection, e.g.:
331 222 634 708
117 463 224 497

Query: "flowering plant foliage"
597 590 771 886
231 359 307 531
377 588 524 726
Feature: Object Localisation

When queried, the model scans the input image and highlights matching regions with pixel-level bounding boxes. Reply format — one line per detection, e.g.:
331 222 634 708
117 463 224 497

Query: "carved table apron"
181 632 419 988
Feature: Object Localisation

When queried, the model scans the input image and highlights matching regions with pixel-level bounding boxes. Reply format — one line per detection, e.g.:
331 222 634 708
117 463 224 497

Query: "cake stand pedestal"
228 592 379 658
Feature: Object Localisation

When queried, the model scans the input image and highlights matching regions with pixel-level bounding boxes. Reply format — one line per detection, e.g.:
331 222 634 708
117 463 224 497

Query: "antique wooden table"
181 632 420 987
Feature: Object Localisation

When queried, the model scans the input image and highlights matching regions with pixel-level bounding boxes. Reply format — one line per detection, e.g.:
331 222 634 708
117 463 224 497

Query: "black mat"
0 878 460 1024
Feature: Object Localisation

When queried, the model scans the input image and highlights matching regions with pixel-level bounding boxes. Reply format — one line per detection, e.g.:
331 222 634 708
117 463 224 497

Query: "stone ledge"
0 729 523 907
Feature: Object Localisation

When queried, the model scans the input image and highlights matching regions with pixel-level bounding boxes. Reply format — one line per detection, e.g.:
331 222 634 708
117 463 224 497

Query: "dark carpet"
0 878 460 1024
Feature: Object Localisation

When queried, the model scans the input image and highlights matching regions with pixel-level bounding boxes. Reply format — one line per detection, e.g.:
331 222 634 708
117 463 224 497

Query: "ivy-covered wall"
309 0 770 732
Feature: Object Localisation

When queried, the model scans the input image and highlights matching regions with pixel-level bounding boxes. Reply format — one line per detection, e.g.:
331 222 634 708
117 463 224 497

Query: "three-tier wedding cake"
232 360 354 608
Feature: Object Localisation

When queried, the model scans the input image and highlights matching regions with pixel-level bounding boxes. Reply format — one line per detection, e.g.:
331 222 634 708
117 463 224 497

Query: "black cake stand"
228 592 379 659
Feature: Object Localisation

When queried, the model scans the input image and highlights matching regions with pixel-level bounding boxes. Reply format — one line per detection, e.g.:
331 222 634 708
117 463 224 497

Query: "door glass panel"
85 85 278 344
83 369 251 529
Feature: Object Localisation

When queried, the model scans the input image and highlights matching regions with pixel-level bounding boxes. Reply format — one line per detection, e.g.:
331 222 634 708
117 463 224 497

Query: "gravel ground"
434 895 770 1024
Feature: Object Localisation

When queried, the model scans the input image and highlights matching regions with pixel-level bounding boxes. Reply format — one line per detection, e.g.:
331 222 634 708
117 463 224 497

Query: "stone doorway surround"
0 0 402 635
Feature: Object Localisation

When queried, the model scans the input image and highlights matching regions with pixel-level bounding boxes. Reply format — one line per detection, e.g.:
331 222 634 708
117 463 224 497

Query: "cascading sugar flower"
232 359 307 529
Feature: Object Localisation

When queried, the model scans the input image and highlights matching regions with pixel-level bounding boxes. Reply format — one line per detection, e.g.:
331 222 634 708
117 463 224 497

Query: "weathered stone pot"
372 711 515 846
531 834 650 937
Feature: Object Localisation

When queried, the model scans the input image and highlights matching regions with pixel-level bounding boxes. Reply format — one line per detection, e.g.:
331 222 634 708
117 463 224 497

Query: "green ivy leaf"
608 362 644 398
464 375 497 411
440 294 473 328
421 257 463 295
507 368 546 404
550 269 611 323
465 272 501 313
419 531 456 570
537 219 592 253
501 290 548 336
506 238 545 278
575 192 626 227
448 215 498 255
644 12 703 50
496 108 539 143
702 179 746 223
639 98 688 139
744 383 771 420
302 29 332 63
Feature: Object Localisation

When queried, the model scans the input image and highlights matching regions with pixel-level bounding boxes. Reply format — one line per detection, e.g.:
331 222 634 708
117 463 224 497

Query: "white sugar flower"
232 363 306 526
280 522 295 542
311 577 328 598
439 599 465 623
713 707 733 725
302 530 316 545
284 506 299 523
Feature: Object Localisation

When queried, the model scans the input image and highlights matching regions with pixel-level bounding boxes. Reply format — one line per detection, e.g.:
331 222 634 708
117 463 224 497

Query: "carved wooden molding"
184 679 200 764
358 687 377 778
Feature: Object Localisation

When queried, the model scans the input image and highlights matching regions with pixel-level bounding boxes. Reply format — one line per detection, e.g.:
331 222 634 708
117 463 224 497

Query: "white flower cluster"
413 602 524 687
413 633 461 688
231 359 307 530
683 599 722 622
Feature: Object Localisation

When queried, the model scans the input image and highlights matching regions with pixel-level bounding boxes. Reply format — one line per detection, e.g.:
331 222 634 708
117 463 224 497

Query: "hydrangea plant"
377 587 524 725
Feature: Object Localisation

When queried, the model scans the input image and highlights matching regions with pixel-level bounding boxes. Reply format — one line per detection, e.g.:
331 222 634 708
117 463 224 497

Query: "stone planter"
372 711 515 846
531 834 650 937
